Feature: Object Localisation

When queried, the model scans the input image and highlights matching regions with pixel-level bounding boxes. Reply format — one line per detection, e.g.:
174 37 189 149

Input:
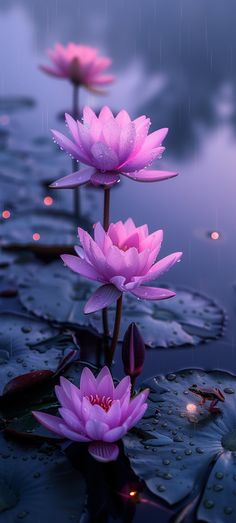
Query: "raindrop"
224 388 234 394
166 374 176 381
224 507 233 515
213 484 223 492
215 472 224 480
196 447 204 454
158 485 166 492
204 499 214 509
163 473 173 480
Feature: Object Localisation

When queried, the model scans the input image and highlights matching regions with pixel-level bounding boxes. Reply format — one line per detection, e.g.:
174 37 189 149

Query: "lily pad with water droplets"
124 369 236 523
17 261 225 348
0 311 77 394
0 437 86 523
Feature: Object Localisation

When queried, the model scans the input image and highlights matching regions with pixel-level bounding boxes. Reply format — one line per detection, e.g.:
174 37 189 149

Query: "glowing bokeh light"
32 233 40 241
2 210 11 219
210 231 220 240
129 491 137 497
43 196 53 206
186 403 197 413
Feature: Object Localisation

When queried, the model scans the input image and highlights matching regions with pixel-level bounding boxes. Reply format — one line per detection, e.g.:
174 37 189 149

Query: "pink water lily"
50 106 178 189
33 366 148 462
40 43 114 89
61 218 182 313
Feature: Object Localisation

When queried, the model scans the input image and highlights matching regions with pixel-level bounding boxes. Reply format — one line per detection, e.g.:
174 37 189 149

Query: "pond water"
0 1 236 522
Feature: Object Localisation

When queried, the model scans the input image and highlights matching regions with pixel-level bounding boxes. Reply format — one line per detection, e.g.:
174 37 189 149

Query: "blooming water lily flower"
61 218 182 313
40 43 114 89
33 366 148 462
50 106 178 189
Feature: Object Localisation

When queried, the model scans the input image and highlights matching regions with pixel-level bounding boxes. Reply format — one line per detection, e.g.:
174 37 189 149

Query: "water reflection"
1 0 236 155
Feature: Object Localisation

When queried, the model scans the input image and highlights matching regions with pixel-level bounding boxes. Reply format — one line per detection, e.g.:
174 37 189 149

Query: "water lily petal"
122 169 178 182
131 287 176 300
50 166 95 188
143 128 169 149
86 419 109 440
125 402 148 429
84 284 122 314
114 376 131 401
55 385 75 411
103 425 128 442
59 408 85 432
51 129 90 163
80 367 97 397
88 442 119 462
59 423 90 442
90 171 120 187
143 252 183 282
91 142 119 171
61 254 102 281
32 411 65 437
97 373 114 398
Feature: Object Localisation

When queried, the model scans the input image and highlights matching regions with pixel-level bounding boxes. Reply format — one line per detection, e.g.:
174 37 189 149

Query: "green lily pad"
124 369 236 523
0 436 86 523
18 261 225 348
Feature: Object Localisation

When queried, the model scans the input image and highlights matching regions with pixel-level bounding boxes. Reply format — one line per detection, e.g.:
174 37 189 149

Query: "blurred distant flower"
40 43 114 90
33 366 148 462
122 323 145 380
61 218 182 313
50 106 178 189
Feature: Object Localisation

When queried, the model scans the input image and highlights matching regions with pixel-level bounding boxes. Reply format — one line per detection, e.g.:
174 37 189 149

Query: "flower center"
87 394 113 412
221 429 236 451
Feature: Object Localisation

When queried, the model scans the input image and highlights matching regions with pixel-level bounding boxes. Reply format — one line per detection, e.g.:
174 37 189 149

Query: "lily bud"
122 323 145 379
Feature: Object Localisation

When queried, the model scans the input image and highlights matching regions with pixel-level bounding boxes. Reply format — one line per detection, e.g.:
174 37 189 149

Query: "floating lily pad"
124 369 236 523
18 261 225 348
0 437 86 523
17 261 94 328
0 311 77 394
0 210 91 253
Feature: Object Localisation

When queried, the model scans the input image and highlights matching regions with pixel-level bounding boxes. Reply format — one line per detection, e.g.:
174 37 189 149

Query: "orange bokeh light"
32 233 40 241
186 403 197 413
43 196 53 206
210 231 220 240
2 210 11 219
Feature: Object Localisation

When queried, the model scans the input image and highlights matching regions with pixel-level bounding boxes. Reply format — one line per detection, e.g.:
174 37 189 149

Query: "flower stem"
131 375 136 396
107 295 123 367
103 187 110 231
72 83 80 220
103 187 110 358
